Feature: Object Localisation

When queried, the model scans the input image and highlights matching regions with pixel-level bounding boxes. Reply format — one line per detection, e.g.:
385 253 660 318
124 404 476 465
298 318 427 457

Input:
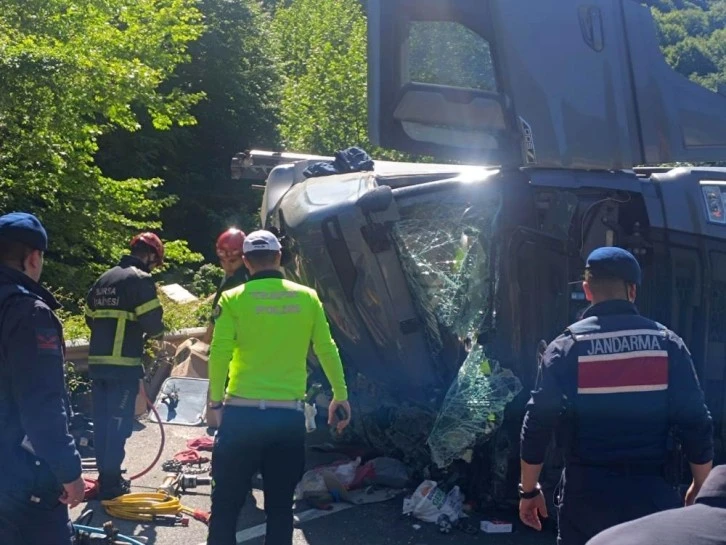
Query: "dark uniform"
211 266 248 315
85 254 164 497
520 247 714 545
0 214 82 544
586 464 726 545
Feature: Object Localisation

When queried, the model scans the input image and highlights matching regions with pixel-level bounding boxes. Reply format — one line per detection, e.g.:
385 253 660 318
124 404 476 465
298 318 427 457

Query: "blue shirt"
520 299 714 466
0 265 82 488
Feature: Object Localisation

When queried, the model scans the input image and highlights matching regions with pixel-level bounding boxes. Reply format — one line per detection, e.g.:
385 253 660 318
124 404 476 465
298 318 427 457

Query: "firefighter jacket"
0 264 82 496
520 299 714 467
85 255 164 381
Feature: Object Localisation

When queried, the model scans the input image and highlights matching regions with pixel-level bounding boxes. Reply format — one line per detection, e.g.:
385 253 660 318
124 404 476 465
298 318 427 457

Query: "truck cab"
245 0 726 504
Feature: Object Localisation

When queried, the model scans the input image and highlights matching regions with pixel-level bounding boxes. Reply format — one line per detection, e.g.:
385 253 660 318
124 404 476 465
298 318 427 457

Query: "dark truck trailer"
233 0 726 506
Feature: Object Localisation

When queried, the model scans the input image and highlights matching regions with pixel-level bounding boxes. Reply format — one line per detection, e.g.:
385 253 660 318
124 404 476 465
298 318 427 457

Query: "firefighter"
202 228 249 344
212 228 249 309
85 232 165 500
206 230 351 545
518 247 714 545
0 212 84 544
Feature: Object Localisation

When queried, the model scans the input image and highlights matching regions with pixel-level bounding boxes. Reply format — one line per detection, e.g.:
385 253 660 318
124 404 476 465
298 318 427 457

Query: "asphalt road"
70 417 557 545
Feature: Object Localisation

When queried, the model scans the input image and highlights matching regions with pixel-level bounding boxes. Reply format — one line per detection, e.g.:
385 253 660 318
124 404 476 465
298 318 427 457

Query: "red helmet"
216 228 246 259
130 232 165 264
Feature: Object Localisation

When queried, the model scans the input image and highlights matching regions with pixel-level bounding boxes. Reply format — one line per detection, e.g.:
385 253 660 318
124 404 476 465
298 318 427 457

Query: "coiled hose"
101 492 209 525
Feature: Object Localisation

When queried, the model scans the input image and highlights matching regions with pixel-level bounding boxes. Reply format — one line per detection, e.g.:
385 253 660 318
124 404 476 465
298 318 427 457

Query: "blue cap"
585 247 641 285
0 212 48 251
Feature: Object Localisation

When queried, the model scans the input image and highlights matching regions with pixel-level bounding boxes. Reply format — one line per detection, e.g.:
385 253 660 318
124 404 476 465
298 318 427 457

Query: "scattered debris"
402 480 464 526
302 146 374 178
480 520 513 533
295 457 410 509
159 283 199 304
427 346 523 469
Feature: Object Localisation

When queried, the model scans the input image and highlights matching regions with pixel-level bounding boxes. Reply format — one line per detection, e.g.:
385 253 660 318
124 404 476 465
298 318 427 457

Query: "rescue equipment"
100 491 209 526
216 228 246 259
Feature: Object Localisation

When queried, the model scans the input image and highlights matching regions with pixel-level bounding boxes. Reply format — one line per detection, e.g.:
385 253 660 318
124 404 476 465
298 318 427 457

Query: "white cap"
243 230 282 254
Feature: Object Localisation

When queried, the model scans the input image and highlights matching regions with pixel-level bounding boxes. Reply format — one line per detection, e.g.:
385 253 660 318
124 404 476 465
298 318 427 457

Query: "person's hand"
685 481 700 506
328 400 351 433
519 491 548 531
59 476 86 508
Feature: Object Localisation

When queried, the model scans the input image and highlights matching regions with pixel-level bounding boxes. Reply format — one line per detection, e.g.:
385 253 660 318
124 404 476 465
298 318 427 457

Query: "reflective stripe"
113 316 126 358
85 307 93 317
135 298 161 316
88 356 142 366
571 329 666 342
87 309 136 321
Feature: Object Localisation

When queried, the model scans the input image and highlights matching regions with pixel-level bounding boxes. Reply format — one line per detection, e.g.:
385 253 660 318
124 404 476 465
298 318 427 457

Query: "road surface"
71 416 556 545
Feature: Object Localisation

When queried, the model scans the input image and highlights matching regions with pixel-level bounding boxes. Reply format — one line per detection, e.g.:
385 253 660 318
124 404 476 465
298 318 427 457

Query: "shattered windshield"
390 185 523 468
391 187 500 353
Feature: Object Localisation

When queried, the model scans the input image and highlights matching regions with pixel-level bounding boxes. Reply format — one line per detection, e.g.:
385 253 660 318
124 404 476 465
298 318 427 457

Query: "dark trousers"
207 406 306 545
91 378 138 475
0 489 74 545
556 465 682 545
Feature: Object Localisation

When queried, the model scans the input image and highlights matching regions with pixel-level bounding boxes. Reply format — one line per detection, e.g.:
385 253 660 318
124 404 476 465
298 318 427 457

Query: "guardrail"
65 327 208 373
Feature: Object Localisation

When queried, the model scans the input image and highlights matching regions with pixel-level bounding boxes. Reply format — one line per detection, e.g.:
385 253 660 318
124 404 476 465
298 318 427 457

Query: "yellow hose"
102 492 184 522
101 492 209 524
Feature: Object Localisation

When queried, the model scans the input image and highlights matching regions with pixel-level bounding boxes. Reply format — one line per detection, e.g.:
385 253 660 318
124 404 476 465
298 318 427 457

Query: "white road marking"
195 503 355 545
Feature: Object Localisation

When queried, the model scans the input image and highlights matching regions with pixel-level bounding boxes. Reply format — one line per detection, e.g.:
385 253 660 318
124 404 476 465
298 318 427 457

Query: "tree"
0 0 205 299
270 0 370 155
96 0 280 262
648 0 726 91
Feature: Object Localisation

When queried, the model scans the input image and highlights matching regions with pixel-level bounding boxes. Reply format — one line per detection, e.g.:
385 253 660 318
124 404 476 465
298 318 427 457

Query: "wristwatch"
208 401 223 410
518 482 542 499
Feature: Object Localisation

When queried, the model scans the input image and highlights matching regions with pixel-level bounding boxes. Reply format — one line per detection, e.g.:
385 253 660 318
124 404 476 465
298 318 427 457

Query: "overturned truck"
233 0 726 505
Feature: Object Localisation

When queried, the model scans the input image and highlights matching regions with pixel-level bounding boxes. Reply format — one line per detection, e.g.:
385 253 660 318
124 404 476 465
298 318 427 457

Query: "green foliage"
191 263 225 298
648 0 726 90
269 0 409 161
64 361 91 394
158 291 209 332
270 0 369 155
408 21 497 92
96 0 278 261
0 0 205 297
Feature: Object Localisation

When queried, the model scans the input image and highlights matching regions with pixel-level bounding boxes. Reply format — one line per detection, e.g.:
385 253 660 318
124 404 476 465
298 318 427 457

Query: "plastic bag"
402 480 464 524
294 458 362 500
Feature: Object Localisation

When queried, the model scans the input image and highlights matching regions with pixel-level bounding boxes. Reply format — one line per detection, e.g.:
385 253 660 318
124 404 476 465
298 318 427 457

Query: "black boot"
98 472 130 500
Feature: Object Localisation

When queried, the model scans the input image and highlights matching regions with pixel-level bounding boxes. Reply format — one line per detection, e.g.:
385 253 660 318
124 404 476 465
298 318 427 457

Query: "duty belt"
223 397 304 412
569 460 666 477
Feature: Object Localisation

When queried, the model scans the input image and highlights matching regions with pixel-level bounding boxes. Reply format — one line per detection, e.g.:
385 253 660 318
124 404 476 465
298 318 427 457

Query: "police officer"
85 232 165 500
518 247 714 545
206 230 351 545
0 212 84 544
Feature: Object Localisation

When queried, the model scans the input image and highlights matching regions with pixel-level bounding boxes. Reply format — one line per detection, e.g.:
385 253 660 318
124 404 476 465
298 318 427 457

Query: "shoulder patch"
36 327 62 355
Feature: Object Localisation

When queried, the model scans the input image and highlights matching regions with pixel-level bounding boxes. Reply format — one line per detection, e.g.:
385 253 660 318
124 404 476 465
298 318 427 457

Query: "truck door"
367 0 726 169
